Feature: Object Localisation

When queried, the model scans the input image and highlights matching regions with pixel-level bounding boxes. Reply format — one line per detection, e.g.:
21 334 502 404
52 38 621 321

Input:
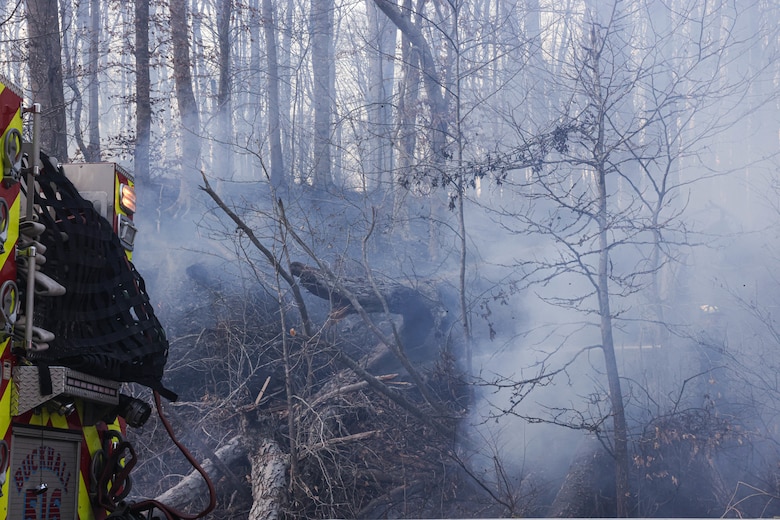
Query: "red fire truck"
0 77 212 519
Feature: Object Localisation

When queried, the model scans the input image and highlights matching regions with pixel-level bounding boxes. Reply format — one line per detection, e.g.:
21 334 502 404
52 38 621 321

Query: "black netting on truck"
22 152 176 400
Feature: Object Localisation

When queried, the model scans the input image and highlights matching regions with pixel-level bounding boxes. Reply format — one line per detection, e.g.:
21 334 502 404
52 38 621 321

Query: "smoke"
114 0 780 514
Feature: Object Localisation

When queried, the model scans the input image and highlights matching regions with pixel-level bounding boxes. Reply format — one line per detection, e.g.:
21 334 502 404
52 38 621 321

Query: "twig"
254 376 272 405
302 430 379 456
309 374 397 408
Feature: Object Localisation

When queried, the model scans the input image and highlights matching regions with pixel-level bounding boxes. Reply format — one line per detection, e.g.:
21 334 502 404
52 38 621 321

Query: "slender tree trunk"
135 0 151 182
262 0 285 191
170 0 201 214
365 0 395 190
523 0 550 125
597 172 630 517
448 0 473 384
330 12 341 184
216 0 233 180
26 0 69 161
85 0 101 161
575 8 632 511
592 57 630 520
391 0 420 224
60 0 84 157
246 0 262 179
310 0 333 187
281 0 293 166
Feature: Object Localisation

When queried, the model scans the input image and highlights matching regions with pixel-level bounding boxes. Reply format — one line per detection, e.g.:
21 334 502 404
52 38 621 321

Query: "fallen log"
249 439 289 520
290 261 437 348
153 434 249 508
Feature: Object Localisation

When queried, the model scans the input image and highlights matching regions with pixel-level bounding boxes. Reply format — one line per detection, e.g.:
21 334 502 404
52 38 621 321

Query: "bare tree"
26 0 68 160
59 0 107 162
374 0 448 164
466 1 768 515
85 0 100 161
310 0 334 187
169 0 201 214
262 0 285 190
363 0 395 190
134 0 151 182
216 0 233 183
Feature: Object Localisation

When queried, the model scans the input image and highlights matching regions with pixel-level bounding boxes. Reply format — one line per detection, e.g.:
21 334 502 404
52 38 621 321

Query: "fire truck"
0 77 213 519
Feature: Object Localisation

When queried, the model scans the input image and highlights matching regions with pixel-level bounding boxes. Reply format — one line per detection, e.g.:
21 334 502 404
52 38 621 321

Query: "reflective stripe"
78 472 95 520
0 85 21 133
0 78 20 520
0 339 8 520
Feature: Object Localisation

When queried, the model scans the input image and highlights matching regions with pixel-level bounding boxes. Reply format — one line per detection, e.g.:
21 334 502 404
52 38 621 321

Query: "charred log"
290 261 437 349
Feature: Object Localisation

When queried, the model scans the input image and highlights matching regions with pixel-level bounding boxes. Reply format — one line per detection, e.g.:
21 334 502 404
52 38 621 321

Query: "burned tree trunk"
289 261 439 349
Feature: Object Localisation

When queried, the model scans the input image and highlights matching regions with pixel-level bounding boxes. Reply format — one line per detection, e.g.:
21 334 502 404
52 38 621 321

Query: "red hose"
98 391 218 519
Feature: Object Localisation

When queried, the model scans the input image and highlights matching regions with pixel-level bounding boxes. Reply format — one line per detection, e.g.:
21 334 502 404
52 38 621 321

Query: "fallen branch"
302 430 379 457
309 374 398 408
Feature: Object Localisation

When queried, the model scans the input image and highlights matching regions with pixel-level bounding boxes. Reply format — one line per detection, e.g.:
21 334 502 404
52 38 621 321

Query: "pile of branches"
281 368 476 518
124 264 489 519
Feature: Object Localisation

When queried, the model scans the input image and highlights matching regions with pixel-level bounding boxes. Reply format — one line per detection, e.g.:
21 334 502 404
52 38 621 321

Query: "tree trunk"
263 0 285 191
134 0 151 182
85 0 101 161
310 0 334 187
26 0 69 161
170 0 201 215
391 0 420 223
589 19 630 514
597 160 629 516
216 0 233 181
364 0 395 190
248 440 288 520
279 0 294 177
